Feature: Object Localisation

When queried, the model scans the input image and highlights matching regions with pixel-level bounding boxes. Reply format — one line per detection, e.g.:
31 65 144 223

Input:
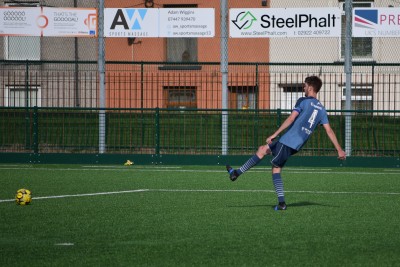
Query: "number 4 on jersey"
308 109 318 128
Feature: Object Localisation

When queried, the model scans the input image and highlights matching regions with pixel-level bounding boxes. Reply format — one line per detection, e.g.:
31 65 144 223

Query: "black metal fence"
2 61 400 110
1 61 400 157
0 106 399 157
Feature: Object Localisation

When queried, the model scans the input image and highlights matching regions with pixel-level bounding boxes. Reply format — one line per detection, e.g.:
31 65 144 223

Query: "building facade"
0 0 399 112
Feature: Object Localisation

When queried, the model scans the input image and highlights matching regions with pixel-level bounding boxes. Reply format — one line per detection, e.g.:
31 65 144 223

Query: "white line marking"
0 189 149 203
384 169 400 172
0 166 399 176
1 188 399 204
253 167 333 171
82 166 182 169
55 243 74 246
0 164 31 167
151 189 400 195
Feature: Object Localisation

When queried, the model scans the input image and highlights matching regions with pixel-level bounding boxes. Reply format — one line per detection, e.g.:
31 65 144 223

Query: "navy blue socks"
237 155 261 175
272 173 285 203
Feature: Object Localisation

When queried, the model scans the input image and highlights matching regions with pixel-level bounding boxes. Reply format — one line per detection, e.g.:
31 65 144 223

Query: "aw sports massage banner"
0 7 97 37
103 8 215 38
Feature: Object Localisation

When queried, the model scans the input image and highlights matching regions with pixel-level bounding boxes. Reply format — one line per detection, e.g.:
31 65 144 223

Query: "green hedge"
0 108 399 156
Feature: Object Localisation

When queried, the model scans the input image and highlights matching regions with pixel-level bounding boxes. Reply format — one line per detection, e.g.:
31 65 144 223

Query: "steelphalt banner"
229 8 341 38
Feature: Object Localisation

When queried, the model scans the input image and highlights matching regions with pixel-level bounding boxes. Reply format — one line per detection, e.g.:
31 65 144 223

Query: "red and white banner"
353 8 400 37
0 7 97 37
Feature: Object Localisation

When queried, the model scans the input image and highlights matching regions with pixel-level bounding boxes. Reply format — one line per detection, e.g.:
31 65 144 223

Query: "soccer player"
226 76 346 211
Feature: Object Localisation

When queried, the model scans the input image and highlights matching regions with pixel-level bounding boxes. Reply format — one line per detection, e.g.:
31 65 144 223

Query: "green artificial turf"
1 164 400 266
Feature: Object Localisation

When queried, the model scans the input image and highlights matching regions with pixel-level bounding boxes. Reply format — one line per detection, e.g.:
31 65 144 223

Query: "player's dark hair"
304 76 322 93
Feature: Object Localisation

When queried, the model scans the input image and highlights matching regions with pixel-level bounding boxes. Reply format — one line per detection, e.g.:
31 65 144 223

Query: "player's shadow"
280 201 338 209
228 201 338 209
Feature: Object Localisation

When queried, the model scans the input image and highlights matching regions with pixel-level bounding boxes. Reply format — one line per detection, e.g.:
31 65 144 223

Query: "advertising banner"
353 8 400 37
104 8 159 37
0 7 42 36
229 8 341 38
42 8 97 37
104 8 214 38
158 8 214 37
0 7 97 37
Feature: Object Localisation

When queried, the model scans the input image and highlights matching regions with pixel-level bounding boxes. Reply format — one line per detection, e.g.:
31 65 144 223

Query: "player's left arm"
322 123 346 160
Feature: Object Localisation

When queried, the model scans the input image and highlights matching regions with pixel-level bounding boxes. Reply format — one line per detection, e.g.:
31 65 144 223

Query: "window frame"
279 83 303 113
163 4 198 63
339 0 374 60
341 85 373 110
228 86 258 110
4 1 41 61
163 86 197 109
5 84 42 107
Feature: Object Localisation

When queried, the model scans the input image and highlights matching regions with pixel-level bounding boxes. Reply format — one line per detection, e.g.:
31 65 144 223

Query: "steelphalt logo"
232 10 338 30
231 11 257 30
354 9 378 29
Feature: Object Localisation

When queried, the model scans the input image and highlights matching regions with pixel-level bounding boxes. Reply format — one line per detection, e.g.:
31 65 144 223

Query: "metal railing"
0 106 399 157
1 61 400 157
2 60 400 111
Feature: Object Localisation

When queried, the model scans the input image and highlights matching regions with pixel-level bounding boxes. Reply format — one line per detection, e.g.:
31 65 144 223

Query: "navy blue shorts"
268 141 298 168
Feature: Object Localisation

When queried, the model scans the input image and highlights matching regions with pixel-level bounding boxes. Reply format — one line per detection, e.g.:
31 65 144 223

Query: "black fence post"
25 60 31 150
33 106 39 154
155 107 160 156
277 108 282 127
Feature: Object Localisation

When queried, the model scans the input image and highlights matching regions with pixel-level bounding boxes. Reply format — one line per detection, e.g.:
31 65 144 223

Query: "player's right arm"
266 110 299 144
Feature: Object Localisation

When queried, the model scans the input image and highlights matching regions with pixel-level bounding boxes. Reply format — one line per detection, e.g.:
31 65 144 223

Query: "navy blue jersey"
279 97 329 151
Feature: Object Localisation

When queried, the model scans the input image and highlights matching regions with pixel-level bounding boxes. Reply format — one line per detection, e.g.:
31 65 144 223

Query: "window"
5 36 40 60
280 84 303 112
237 92 256 110
340 1 373 59
5 85 41 107
164 4 198 63
4 2 40 60
341 86 373 110
164 86 197 108
229 86 257 110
